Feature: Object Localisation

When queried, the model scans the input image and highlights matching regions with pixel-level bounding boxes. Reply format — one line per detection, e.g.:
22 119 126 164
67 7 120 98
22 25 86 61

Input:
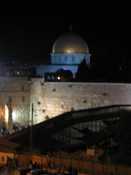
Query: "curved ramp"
5 105 131 153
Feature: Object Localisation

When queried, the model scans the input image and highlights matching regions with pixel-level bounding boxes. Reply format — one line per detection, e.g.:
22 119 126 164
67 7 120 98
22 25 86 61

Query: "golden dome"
52 33 89 54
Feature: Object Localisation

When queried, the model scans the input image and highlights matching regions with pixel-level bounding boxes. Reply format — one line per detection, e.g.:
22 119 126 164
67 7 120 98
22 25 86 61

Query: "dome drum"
51 53 90 65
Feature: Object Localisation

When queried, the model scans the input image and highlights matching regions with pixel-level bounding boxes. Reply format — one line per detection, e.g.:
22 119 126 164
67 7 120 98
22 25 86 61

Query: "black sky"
0 15 130 66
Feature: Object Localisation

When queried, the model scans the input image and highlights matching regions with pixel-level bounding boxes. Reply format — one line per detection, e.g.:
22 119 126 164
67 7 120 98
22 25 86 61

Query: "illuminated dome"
52 33 89 54
37 33 91 77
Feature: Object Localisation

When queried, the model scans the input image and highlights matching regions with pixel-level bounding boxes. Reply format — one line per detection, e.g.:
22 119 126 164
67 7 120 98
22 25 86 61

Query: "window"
72 55 75 63
64 56 67 63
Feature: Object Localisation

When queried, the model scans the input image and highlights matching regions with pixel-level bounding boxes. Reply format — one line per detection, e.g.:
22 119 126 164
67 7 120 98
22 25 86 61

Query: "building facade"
0 32 131 129
36 32 91 79
1 77 131 127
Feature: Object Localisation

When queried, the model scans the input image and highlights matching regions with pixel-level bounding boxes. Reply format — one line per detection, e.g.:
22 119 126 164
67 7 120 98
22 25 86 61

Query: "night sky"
0 15 130 68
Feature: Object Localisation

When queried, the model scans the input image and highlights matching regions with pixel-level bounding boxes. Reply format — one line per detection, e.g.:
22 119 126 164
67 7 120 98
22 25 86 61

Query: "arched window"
72 55 75 63
64 56 67 64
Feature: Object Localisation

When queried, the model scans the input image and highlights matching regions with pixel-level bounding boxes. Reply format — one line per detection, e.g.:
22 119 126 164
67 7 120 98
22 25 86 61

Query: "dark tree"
76 59 89 81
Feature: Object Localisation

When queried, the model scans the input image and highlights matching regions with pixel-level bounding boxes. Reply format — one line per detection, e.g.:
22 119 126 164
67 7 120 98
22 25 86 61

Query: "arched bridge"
5 105 131 153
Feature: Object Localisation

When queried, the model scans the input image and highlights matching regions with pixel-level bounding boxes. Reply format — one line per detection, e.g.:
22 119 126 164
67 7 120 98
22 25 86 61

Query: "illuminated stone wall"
30 79 131 124
1 76 131 126
0 77 31 126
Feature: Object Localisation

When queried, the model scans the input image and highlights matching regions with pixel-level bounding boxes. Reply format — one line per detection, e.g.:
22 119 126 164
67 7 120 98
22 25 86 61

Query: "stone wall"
0 77 31 126
30 79 131 124
1 76 131 126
